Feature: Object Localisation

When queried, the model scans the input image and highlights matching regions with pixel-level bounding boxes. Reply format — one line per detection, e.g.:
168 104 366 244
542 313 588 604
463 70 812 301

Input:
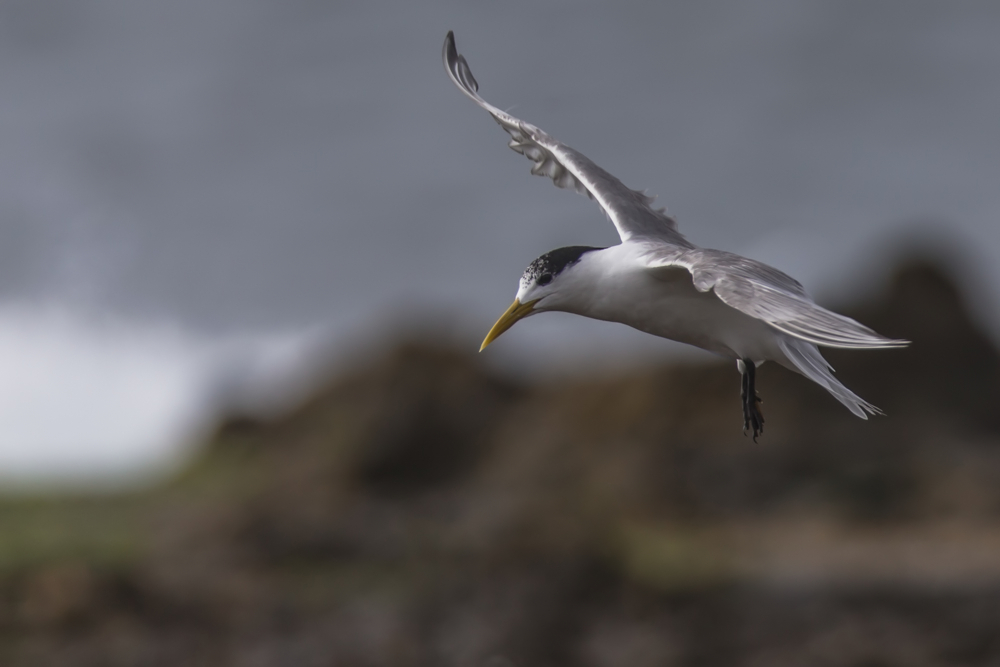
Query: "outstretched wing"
443 32 692 247
644 247 910 349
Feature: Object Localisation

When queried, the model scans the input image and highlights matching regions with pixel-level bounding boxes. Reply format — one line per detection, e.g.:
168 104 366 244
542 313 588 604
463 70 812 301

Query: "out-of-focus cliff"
1 258 1000 666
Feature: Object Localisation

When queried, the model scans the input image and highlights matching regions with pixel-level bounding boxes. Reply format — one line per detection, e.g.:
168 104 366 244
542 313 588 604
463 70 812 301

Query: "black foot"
740 359 765 442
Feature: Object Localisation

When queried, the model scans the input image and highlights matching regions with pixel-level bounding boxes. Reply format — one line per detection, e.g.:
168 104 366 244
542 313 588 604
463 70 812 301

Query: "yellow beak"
479 298 538 352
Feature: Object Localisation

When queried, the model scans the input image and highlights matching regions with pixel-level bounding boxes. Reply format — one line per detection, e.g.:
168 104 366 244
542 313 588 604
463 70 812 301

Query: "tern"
443 32 908 439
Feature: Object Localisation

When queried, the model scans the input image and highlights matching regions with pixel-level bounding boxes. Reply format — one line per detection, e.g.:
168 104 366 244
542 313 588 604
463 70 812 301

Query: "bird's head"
479 245 602 351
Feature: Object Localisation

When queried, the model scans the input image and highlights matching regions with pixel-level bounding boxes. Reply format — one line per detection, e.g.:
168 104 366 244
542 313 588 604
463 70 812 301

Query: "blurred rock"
2 256 1000 666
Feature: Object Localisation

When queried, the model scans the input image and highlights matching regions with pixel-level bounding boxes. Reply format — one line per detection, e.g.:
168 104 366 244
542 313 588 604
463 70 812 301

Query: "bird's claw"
742 394 765 442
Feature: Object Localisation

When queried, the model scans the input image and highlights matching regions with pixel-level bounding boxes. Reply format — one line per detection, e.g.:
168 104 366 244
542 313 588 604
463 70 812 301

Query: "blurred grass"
617 523 736 592
0 427 273 574
0 495 146 572
166 430 271 500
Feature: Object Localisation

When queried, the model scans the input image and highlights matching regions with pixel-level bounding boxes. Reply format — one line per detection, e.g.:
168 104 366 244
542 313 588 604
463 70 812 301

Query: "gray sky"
2 1 1000 481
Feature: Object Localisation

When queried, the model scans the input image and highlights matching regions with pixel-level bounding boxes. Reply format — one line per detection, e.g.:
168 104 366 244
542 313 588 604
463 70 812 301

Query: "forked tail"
777 337 883 419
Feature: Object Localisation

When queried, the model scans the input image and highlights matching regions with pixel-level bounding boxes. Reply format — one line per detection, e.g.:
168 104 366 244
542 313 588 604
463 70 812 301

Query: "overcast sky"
2 1 999 483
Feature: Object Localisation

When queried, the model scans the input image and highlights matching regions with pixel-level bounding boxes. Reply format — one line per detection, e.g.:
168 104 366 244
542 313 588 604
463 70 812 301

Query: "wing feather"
644 247 910 350
443 32 691 247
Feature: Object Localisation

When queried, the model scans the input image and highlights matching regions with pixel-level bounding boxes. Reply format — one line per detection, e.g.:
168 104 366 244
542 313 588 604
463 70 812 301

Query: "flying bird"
443 32 908 440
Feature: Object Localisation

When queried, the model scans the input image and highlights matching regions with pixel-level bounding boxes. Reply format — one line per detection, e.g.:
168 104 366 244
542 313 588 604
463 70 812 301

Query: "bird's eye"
537 273 553 286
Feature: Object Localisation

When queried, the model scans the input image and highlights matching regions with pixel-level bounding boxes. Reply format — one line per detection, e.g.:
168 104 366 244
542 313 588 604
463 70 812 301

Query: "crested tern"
443 32 908 439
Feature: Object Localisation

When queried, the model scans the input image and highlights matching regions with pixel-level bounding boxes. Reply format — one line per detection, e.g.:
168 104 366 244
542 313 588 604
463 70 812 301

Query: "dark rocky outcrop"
2 257 1000 666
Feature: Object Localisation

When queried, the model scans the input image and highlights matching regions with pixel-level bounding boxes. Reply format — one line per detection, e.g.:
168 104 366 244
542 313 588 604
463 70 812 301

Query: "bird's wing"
443 32 692 247
643 247 910 349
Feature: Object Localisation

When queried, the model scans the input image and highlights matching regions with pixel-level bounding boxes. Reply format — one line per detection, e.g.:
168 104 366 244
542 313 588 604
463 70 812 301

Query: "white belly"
568 266 782 362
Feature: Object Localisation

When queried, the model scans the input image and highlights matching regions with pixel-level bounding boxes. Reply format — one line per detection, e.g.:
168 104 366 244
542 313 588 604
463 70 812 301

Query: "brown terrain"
1 257 999 666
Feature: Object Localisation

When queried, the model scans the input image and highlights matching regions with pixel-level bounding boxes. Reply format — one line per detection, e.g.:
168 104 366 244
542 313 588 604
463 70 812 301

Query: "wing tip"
772 318 912 350
442 31 458 80
443 30 456 65
442 31 479 96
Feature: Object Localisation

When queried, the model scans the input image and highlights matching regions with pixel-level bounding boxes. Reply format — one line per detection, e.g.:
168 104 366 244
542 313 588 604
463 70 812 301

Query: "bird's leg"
740 358 765 441
740 364 750 426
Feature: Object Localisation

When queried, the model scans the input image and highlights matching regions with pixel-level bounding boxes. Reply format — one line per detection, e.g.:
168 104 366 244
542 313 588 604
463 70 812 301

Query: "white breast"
549 244 785 362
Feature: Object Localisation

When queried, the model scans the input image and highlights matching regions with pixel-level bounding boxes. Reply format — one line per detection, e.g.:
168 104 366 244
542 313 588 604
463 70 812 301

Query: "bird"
442 32 908 440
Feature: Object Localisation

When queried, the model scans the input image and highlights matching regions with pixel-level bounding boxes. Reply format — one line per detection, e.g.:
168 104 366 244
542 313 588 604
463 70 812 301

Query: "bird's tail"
776 337 883 419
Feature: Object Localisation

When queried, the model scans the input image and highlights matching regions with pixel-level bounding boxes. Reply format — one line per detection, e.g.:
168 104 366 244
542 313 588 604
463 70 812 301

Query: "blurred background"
1 1 999 665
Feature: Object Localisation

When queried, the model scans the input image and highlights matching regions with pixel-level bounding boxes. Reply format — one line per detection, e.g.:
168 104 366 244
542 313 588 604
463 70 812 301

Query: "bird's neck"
539 245 627 316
